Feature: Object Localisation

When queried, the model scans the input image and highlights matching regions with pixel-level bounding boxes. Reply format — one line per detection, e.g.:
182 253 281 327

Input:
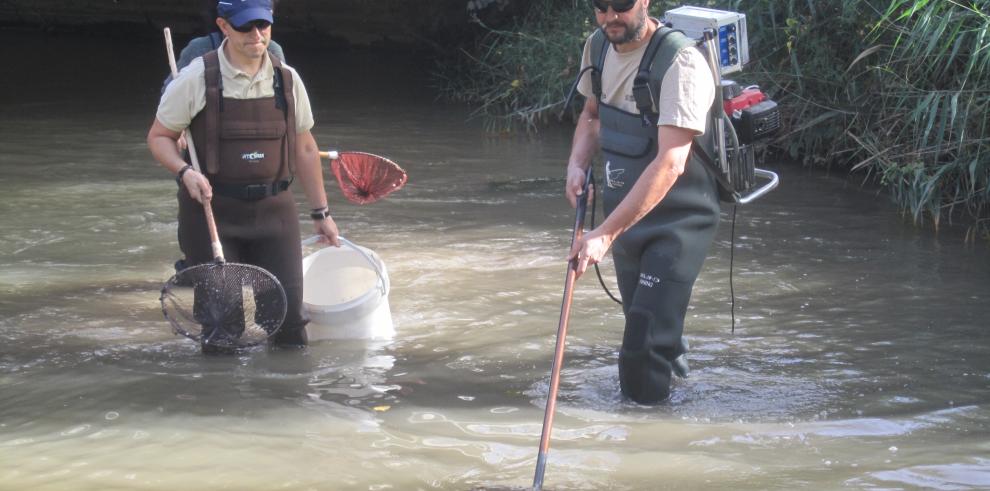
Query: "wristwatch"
175 164 193 184
310 207 330 221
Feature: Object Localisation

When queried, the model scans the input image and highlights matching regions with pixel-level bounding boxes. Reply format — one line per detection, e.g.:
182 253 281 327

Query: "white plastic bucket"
301 238 394 340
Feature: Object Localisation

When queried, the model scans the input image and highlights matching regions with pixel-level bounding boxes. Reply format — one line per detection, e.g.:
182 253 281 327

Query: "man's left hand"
313 216 340 247
567 227 614 278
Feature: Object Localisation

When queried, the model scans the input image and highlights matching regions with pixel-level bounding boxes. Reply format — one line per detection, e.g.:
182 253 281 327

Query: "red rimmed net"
331 152 408 204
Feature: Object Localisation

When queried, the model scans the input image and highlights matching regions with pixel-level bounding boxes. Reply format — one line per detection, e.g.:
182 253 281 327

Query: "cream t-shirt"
157 39 314 134
577 30 715 135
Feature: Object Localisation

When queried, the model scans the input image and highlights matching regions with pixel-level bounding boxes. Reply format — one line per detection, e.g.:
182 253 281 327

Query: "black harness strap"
690 139 741 203
632 27 679 126
590 29 609 101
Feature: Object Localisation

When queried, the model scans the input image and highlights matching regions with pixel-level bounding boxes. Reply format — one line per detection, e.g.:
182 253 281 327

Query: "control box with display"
664 6 749 74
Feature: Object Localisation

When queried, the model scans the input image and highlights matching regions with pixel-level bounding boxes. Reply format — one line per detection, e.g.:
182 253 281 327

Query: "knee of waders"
619 307 673 404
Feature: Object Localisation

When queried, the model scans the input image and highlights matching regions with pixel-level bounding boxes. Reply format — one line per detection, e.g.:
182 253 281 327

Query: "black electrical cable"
560 66 597 118
723 111 743 335
730 204 737 334
587 162 743 330
586 170 623 306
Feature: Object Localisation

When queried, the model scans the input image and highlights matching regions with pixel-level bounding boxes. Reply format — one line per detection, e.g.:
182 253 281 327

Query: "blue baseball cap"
217 0 274 28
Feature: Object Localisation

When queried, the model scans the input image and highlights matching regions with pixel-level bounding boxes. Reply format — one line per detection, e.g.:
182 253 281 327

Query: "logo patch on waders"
639 273 661 288
605 161 625 189
241 151 265 163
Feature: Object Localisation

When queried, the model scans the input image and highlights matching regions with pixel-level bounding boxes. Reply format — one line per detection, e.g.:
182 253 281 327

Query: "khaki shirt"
577 31 714 135
156 39 314 134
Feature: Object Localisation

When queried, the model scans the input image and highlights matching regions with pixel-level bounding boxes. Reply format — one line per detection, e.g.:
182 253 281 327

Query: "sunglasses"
591 0 637 13
231 19 271 33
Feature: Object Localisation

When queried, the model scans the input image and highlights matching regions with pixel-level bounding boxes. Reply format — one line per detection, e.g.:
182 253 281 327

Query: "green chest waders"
598 85 720 404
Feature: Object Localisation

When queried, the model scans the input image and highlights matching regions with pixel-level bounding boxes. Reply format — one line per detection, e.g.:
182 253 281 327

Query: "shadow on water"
1 29 989 490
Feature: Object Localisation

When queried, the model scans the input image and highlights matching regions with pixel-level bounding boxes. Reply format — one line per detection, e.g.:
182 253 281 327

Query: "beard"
602 6 648 45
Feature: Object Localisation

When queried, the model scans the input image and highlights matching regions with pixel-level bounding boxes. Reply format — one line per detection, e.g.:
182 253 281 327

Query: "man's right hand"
180 168 213 203
565 165 588 208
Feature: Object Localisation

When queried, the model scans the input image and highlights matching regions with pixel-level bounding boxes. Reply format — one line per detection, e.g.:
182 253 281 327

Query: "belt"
211 179 292 201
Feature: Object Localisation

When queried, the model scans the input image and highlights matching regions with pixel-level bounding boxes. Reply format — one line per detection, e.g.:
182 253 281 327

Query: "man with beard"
564 0 718 403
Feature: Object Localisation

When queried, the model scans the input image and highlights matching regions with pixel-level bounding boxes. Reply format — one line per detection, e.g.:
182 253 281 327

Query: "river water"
1 31 988 491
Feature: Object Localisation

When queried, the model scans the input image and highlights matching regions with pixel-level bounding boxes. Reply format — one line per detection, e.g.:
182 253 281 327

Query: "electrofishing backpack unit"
667 6 779 204
583 7 780 204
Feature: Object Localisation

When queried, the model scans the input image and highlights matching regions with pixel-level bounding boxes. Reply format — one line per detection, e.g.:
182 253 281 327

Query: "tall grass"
435 0 595 132
435 0 688 132
437 0 990 239
864 0 990 238
741 0 990 238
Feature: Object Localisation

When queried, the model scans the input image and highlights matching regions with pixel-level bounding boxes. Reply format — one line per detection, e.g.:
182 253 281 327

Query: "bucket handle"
301 235 389 297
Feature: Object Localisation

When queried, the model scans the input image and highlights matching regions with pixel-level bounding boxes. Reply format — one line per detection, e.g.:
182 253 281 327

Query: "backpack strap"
632 26 678 125
633 25 694 125
691 138 740 203
270 56 297 175
208 32 223 50
588 28 608 101
634 26 736 201
202 50 222 174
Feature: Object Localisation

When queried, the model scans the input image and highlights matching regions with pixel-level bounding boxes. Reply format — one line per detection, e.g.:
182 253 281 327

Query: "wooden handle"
164 27 223 262
164 27 179 79
202 200 224 262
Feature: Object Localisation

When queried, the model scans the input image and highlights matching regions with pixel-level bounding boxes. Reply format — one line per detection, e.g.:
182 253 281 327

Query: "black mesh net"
160 262 287 349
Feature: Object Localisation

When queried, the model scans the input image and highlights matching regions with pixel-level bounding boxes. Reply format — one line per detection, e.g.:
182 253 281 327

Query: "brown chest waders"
595 31 721 401
179 51 309 338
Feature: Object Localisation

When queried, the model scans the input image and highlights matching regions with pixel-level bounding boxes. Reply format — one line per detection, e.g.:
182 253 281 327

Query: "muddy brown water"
1 31 988 490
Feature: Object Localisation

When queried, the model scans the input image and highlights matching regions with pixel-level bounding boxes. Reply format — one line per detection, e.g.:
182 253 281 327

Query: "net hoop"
160 261 288 349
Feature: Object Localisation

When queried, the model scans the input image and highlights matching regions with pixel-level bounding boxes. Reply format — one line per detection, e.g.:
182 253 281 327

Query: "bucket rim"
302 243 389 315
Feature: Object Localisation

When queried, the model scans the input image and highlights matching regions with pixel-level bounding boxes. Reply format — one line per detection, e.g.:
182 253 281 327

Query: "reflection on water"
1 31 989 490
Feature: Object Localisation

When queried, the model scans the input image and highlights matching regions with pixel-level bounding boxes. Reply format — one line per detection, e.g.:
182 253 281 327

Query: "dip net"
160 262 287 349
331 151 408 204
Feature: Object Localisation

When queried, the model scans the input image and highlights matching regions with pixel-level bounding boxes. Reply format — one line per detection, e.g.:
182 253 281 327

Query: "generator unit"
721 80 781 144
664 6 777 204
665 6 749 75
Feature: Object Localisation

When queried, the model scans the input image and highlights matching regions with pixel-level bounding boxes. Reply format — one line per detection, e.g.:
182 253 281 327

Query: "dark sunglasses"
592 0 637 13
231 19 271 33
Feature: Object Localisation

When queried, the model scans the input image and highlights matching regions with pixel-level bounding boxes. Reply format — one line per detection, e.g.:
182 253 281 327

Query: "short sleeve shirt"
156 39 314 134
576 30 715 135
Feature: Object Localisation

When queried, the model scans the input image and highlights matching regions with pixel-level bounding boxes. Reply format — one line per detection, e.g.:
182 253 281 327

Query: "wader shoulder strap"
271 56 297 175
202 50 222 174
589 28 608 101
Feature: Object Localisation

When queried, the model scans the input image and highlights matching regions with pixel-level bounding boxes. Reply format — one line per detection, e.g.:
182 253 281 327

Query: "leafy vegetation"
438 0 990 240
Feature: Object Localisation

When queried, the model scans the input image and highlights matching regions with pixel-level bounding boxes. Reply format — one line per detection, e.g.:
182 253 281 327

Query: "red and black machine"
668 6 780 204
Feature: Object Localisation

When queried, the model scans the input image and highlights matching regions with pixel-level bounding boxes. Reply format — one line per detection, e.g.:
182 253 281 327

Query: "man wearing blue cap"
147 0 339 352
